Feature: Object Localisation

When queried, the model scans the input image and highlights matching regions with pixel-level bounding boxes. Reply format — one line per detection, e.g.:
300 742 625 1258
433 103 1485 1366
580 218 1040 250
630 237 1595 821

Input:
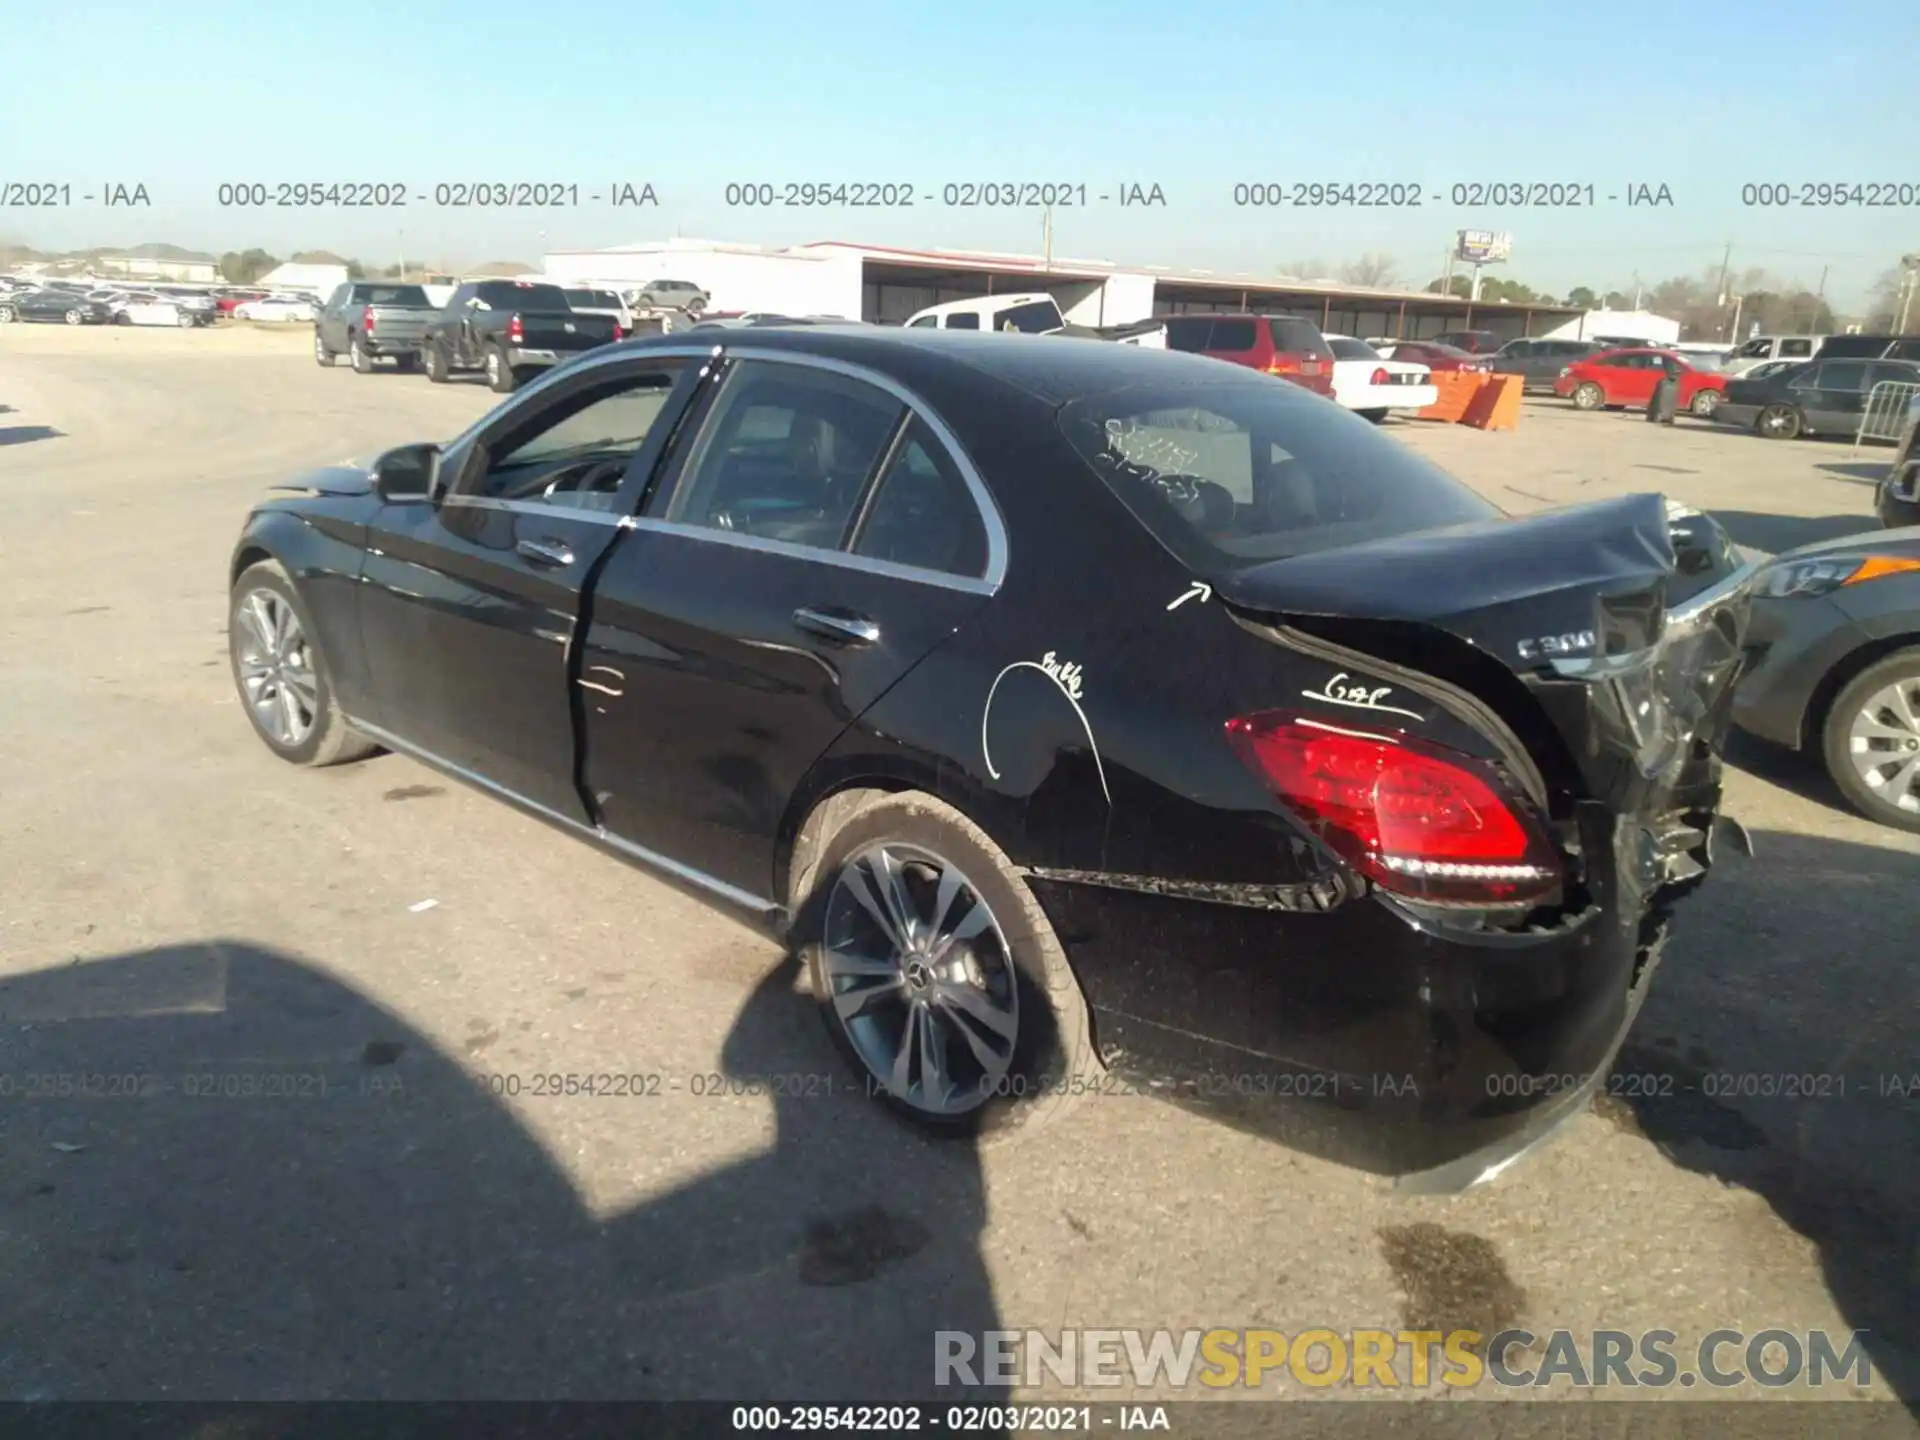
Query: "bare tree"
1339 253 1398 287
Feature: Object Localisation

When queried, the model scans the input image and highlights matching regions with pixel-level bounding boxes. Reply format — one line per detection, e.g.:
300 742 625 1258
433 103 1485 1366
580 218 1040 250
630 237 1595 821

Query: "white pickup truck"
904 292 1166 346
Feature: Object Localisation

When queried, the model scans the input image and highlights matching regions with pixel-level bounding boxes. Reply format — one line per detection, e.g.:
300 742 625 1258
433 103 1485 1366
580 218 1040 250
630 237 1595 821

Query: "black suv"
1816 334 1920 361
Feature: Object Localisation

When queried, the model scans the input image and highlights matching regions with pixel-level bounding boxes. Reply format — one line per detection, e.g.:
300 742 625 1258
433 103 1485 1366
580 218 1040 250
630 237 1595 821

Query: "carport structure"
816 241 1581 343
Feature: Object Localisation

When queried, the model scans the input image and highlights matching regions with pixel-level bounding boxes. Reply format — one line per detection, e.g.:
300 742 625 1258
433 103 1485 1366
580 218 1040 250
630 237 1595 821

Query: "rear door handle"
792 607 880 645
516 537 576 567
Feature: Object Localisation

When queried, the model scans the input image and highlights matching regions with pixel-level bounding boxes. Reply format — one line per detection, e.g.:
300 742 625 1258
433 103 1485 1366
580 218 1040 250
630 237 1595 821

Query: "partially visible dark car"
1492 338 1606 392
1713 356 1920 440
1380 340 1490 373
1433 329 1504 355
224 327 1753 1191
0 289 114 325
1733 527 1920 832
1879 393 1920 528
1160 313 1336 396
420 279 622 393
1815 334 1920 362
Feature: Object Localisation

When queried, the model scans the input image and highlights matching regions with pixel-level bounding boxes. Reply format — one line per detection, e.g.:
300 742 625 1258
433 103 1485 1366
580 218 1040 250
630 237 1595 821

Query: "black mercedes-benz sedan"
226 328 1756 1190
0 288 115 325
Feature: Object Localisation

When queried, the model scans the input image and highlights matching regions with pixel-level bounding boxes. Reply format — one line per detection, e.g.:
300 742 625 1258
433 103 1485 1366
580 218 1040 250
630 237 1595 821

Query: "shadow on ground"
0 424 63 447
1706 509 1880 554
1819 461 1895 485
1609 827 1920 1401
0 942 1007 1411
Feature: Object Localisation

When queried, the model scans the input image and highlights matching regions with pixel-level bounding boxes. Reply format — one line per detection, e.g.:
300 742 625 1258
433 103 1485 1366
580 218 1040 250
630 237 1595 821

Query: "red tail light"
1370 367 1391 385
360 305 375 335
612 323 625 341
507 314 525 344
1264 358 1301 375
1225 710 1561 906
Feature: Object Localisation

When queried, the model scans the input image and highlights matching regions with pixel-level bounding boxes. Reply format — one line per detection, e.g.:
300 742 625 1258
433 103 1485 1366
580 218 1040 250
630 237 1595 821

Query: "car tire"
64 309 82 326
485 346 516 393
1690 388 1721 417
424 343 448 383
1757 403 1802 440
350 336 373 374
314 331 336 367
1360 408 1388 424
177 311 196 329
793 791 1096 1140
229 560 379 769
1821 649 1920 833
0 305 13 323
1572 381 1606 411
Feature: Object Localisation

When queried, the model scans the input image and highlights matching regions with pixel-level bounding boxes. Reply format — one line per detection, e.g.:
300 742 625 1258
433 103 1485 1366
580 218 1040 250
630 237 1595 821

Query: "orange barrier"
1414 370 1488 423
1461 373 1524 431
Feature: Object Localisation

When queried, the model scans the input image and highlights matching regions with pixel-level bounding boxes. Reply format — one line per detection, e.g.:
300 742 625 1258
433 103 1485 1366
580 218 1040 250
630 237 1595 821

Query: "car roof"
608 325 1274 405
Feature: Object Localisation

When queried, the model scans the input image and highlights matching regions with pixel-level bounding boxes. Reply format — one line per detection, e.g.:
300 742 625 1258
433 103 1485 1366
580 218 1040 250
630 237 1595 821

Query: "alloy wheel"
1848 676 1920 816
1759 404 1799 439
234 588 318 748
820 842 1019 1116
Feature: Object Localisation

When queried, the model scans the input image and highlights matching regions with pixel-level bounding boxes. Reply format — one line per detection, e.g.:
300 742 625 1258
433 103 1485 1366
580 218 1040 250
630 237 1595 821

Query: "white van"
1722 334 1823 378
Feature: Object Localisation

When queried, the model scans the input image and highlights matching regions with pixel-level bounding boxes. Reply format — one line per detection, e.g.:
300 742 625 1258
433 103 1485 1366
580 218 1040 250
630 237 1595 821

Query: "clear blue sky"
5 0 1918 307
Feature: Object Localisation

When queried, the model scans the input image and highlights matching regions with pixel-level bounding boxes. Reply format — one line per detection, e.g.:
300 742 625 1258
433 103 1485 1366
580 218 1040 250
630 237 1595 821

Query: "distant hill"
0 241 216 263
470 259 537 277
290 250 349 265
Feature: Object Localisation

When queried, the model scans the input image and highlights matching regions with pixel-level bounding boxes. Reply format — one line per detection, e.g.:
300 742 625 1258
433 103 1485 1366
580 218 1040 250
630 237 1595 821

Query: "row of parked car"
0 275 338 327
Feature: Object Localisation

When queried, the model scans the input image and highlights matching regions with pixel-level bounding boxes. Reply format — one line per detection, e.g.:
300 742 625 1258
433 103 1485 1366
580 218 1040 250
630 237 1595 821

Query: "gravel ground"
0 324 1914 1420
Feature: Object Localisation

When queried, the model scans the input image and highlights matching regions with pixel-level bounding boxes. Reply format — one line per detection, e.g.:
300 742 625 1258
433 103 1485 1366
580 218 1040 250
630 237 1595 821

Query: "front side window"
660 361 904 552
463 366 684 507
851 420 988 578
1059 381 1496 573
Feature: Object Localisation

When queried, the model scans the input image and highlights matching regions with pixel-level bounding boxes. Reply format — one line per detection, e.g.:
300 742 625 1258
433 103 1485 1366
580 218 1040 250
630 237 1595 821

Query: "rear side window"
1779 338 1817 358
1267 318 1323 356
851 419 988 578
1162 317 1214 352
945 312 981 331
1816 361 1869 391
1059 381 1497 573
1328 337 1378 360
661 360 904 553
1208 318 1258 351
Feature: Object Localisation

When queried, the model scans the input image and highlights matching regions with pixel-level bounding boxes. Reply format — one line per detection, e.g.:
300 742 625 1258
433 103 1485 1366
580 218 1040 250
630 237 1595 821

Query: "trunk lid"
1215 493 1756 833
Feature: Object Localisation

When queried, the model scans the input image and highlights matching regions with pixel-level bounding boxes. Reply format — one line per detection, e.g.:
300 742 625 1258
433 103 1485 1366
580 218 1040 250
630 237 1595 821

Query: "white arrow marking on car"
1166 581 1212 611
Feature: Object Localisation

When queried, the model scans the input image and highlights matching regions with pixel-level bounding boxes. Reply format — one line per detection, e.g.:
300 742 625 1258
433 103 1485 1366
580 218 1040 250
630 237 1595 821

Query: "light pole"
1899 254 1920 334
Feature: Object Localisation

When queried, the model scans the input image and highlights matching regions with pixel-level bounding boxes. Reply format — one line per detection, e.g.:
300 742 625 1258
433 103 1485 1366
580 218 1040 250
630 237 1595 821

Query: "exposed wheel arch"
1800 631 1920 751
230 543 275 589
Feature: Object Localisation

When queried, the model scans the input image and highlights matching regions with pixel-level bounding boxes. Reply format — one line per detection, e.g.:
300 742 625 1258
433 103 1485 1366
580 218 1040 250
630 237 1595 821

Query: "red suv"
1161 313 1335 396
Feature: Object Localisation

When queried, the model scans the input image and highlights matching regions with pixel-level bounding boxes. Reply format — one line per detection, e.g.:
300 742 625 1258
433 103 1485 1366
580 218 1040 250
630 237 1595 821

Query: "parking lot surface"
1 324 1916 1412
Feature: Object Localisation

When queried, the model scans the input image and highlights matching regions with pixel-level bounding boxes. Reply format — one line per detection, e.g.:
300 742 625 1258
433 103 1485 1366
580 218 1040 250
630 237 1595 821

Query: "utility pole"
1041 203 1053 272
398 229 405 281
1899 255 1920 334
1714 242 1732 310
1813 265 1828 331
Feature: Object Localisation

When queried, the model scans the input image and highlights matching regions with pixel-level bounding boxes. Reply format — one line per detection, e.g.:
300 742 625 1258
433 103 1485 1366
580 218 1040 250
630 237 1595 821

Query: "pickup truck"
904 292 1166 346
420 279 623 393
314 283 440 374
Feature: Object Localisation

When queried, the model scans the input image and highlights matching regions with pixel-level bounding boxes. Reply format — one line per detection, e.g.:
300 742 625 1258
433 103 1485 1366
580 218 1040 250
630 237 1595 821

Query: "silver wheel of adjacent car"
820 841 1020 1117
64 309 83 326
1572 381 1605 410
233 587 319 748
1691 388 1721 417
1844 680 1920 814
1758 403 1801 440
1822 650 1920 833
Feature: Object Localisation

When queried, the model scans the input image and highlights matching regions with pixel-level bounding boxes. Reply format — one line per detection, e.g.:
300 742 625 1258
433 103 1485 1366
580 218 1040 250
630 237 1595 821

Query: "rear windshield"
1327 337 1379 361
476 281 571 310
353 285 429 306
564 289 621 308
1267 318 1326 356
1059 380 1498 573
991 300 1061 333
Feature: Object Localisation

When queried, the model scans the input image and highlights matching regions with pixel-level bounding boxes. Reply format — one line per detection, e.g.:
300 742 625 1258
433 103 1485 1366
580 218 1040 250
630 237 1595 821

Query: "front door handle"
793 607 880 645
516 537 576 567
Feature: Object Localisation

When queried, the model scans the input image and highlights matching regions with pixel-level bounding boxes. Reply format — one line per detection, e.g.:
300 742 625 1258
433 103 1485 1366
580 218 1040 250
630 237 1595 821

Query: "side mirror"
370 442 442 503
